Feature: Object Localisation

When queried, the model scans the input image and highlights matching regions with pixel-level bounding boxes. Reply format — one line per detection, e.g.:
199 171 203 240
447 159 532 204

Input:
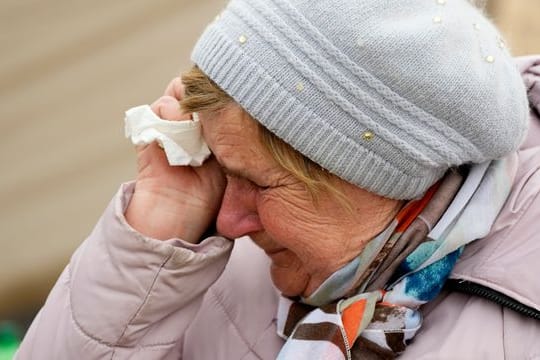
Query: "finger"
150 95 189 121
164 77 185 101
134 144 148 153
134 142 162 155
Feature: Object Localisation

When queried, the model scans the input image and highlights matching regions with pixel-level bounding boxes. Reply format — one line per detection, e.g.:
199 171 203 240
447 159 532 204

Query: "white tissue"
124 105 211 166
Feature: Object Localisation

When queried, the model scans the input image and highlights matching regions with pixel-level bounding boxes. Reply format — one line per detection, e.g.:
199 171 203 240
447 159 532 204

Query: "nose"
216 176 264 239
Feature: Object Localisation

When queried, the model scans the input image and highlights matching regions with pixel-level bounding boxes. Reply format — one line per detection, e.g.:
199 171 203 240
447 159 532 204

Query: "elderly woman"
17 0 540 359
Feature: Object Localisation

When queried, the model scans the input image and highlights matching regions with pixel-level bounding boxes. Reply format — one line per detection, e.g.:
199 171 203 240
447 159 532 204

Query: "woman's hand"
125 78 226 243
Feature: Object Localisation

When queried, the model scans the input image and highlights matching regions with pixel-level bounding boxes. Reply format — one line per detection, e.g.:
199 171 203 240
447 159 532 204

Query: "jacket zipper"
445 279 540 320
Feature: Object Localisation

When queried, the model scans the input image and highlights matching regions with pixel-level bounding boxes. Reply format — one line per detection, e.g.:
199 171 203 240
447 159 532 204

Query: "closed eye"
220 165 271 189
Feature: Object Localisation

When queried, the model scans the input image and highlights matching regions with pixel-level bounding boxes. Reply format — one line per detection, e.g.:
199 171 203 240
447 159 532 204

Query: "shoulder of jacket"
450 147 540 311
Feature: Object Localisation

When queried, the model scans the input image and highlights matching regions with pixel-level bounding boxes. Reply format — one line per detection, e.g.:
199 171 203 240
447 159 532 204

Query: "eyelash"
257 184 271 191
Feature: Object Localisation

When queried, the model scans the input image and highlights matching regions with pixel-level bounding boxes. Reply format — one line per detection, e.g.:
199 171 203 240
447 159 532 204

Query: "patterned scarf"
276 156 517 359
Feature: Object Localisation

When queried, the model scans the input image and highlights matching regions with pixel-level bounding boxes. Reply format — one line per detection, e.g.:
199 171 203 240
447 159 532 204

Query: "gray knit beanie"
191 0 529 199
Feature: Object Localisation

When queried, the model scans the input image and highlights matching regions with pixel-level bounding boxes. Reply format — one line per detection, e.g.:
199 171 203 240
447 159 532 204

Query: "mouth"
249 232 284 256
263 247 287 256
265 248 298 269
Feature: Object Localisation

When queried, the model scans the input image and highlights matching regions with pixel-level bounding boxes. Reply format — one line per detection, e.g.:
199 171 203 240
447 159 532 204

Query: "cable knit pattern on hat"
191 0 528 199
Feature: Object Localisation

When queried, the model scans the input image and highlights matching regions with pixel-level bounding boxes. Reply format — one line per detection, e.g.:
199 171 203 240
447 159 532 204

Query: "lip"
249 233 285 256
264 247 286 256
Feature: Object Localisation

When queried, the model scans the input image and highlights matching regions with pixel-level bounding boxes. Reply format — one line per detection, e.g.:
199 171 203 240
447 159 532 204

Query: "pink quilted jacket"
16 57 540 359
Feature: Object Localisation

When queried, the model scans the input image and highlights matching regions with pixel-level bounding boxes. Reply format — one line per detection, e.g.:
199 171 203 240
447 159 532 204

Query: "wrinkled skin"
126 78 402 297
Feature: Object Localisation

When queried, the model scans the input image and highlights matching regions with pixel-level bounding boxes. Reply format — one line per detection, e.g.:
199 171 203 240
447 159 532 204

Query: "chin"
270 263 310 298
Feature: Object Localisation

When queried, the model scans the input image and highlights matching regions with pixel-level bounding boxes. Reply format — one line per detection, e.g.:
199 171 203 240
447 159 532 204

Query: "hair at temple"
181 66 351 208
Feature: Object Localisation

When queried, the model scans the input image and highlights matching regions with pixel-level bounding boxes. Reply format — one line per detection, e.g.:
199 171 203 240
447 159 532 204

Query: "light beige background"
0 0 539 320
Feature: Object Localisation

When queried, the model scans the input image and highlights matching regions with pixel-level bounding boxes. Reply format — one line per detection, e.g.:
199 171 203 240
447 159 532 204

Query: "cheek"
256 195 292 244
256 189 354 275
257 191 299 235
256 191 321 260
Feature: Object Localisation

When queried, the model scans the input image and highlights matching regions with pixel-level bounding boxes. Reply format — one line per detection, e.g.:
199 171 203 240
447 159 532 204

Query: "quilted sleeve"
16 182 233 360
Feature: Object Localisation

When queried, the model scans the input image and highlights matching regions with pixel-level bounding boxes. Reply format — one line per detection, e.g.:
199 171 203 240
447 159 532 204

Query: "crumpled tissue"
124 104 211 166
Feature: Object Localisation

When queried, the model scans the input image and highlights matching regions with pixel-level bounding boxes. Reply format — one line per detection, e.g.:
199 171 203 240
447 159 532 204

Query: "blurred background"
0 0 539 355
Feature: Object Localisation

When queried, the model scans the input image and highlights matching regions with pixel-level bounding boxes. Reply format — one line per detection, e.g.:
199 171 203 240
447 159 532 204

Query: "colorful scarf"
276 157 516 359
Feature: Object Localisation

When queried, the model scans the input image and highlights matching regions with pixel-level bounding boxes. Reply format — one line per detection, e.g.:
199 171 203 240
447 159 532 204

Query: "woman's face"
199 104 398 297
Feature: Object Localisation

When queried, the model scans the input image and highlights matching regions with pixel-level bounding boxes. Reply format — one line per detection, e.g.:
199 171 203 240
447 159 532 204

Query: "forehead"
198 105 275 175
